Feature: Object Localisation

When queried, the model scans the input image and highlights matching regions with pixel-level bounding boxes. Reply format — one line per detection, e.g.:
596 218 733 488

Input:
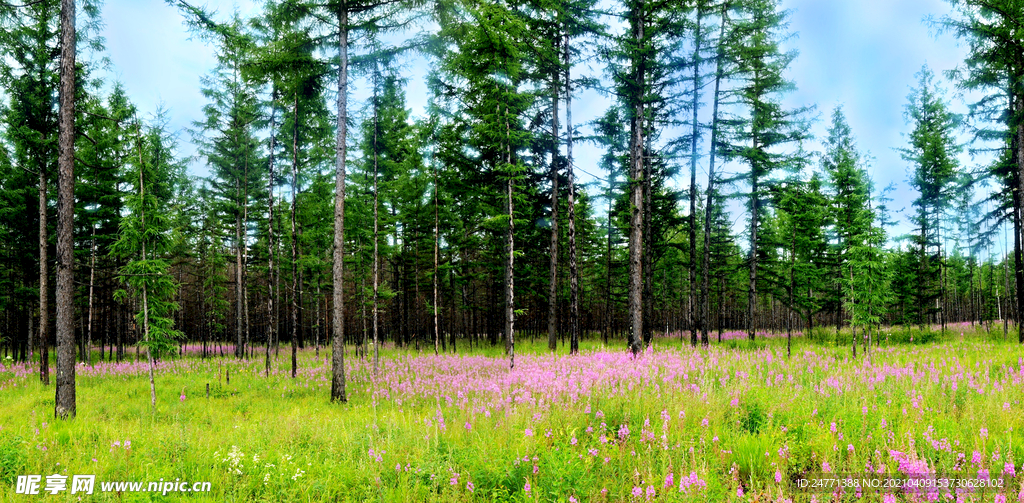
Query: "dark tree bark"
86 226 95 365
1015 91 1024 344
39 166 49 385
372 87 380 373
688 6 704 348
330 4 348 403
627 1 645 355
54 0 76 419
565 33 579 355
235 177 244 359
547 47 560 353
700 5 727 348
433 164 440 355
291 94 300 378
266 91 277 377
505 108 516 369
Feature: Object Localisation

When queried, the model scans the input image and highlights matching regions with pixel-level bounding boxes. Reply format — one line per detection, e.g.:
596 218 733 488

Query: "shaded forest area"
1 0 1023 389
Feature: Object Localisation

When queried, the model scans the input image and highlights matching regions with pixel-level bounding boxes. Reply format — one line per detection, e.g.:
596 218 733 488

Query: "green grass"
0 328 1022 502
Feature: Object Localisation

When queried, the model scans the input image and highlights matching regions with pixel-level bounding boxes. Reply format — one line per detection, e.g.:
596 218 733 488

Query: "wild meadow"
1 325 1023 502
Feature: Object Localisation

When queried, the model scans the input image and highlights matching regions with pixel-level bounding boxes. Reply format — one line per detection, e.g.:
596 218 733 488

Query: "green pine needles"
111 119 184 396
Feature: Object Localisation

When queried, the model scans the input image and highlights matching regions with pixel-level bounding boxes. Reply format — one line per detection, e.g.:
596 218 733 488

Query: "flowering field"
1 331 1023 502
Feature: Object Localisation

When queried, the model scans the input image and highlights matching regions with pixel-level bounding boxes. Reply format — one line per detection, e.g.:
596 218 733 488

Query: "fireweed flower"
632 486 642 498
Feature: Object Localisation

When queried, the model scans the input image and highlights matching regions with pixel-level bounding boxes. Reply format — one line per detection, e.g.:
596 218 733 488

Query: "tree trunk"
547 48 560 353
235 181 244 359
372 91 380 374
701 6 726 348
504 107 516 369
627 1 645 355
565 33 579 355
688 6 703 348
54 0 76 420
291 93 300 378
39 166 49 385
748 150 759 342
330 5 349 402
86 227 96 365
265 92 277 377
1015 92 1024 343
433 164 440 355
642 118 653 347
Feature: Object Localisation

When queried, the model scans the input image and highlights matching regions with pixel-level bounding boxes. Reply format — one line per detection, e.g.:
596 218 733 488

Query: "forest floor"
1 326 1023 502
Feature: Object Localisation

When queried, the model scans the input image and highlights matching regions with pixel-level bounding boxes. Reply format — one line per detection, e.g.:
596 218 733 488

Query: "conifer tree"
939 0 1024 342
724 0 810 341
111 117 184 413
821 106 871 356
900 65 960 331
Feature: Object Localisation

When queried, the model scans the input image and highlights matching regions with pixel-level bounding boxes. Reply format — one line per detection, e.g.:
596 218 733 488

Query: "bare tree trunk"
433 164 440 355
54 0 77 419
1015 92 1024 344
243 140 251 359
235 178 244 359
505 106 516 369
372 90 380 374
700 7 726 348
642 119 653 347
315 277 321 358
548 57 560 353
627 3 645 355
330 6 349 402
850 263 856 358
788 226 795 358
688 6 704 348
39 166 50 385
86 226 96 365
564 33 579 355
291 93 300 379
747 93 760 343
604 188 613 347
265 92 277 377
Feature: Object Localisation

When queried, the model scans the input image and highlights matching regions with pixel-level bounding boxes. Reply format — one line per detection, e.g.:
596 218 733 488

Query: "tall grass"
1 328 1022 501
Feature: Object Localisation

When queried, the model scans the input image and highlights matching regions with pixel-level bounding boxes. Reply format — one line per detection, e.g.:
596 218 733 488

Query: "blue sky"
98 0 1000 254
